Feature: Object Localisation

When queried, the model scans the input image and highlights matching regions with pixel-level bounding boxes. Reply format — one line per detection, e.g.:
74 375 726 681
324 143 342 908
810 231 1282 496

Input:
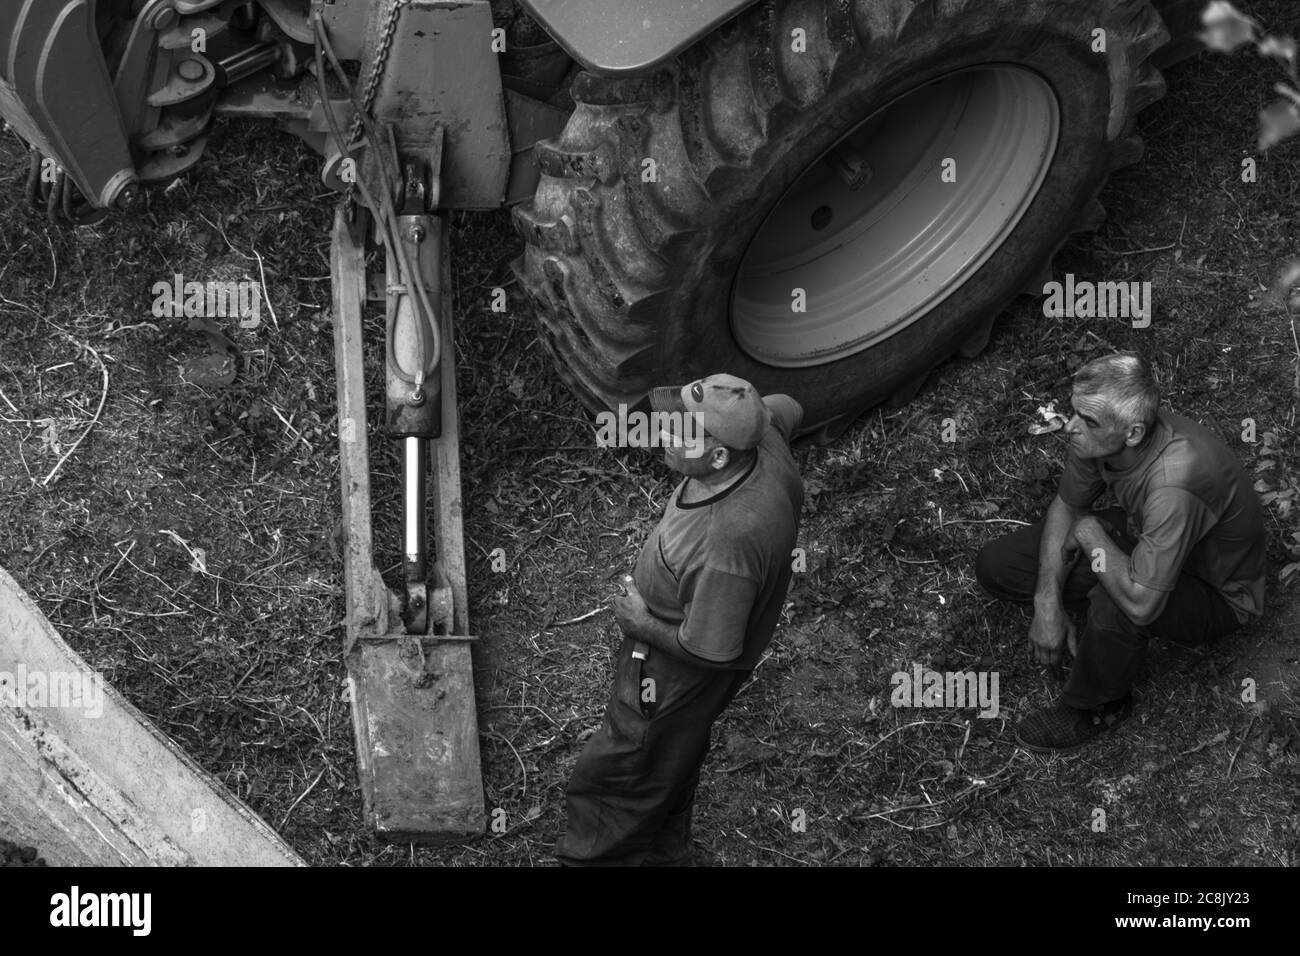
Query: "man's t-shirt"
632 395 805 670
1058 409 1266 623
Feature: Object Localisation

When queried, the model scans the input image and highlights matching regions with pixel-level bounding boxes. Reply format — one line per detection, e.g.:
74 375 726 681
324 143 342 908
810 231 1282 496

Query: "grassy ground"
2 5 1300 866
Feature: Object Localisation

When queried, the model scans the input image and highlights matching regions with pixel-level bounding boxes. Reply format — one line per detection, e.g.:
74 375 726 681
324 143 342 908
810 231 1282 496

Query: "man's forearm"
1071 521 1157 623
1035 495 1086 607
620 611 734 670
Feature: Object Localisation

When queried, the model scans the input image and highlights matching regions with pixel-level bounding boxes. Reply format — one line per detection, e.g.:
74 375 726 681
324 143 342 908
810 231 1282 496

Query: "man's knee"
974 543 997 593
975 536 1027 599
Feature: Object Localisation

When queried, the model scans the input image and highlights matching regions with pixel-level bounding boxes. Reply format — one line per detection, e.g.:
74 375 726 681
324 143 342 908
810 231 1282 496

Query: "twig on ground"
1289 310 1300 395
886 545 938 565
268 402 312 453
552 605 609 627
851 753 1019 829
1179 729 1230 758
1096 241 1178 256
252 245 279 331
278 769 326 830
487 730 528 802
1227 714 1258 779
940 518 1032 527
953 719 973 769
40 338 107 486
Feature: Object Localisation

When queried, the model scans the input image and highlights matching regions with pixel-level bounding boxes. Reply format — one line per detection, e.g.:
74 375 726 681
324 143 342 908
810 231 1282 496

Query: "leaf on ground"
1180 730 1230 757
1199 2 1258 53
187 314 238 352
1257 34 1297 68
1259 99 1300 151
181 351 238 387
161 529 208 574
38 419 60 455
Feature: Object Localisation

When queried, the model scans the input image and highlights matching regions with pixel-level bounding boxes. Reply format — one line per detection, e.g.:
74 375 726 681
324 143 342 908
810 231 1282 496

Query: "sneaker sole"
1014 714 1130 754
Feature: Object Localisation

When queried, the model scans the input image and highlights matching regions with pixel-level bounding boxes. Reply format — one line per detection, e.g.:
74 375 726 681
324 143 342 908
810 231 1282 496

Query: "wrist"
1034 591 1062 612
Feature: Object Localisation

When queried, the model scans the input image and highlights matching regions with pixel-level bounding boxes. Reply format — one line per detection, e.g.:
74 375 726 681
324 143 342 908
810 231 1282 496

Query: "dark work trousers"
555 635 751 866
974 507 1243 709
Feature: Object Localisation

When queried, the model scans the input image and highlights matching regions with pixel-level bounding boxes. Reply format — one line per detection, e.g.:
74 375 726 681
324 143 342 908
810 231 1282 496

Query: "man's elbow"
1128 593 1167 628
1051 495 1088 521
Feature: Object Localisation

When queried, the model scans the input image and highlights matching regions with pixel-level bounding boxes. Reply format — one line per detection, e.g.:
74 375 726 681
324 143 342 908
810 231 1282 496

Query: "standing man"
975 353 1266 751
556 374 804 865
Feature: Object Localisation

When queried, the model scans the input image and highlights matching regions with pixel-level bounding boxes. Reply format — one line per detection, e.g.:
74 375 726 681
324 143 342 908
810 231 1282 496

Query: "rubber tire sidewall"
659 0 1139 431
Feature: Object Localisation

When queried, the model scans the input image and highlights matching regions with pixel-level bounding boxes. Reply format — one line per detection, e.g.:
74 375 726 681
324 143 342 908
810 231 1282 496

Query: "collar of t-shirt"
674 452 759 509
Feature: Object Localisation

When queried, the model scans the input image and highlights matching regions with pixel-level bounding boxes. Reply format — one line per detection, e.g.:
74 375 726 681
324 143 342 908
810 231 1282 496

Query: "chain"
317 0 440 389
348 0 407 151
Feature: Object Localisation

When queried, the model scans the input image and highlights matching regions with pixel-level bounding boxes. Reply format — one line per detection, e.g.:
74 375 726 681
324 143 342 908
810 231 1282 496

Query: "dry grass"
2 1 1299 866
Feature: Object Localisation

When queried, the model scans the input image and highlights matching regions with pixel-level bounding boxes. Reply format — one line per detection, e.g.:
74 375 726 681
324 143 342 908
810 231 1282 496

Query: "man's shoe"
1015 695 1133 753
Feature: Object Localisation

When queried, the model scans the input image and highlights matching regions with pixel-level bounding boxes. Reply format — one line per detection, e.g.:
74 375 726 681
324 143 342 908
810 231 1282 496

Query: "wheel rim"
730 66 1061 369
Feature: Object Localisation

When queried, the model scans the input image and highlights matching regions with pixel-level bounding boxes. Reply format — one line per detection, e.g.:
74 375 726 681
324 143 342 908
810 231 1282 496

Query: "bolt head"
178 58 205 82
151 8 178 30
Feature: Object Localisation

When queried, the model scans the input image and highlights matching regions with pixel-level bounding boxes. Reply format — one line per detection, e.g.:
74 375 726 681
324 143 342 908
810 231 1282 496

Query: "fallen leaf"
161 529 209 574
38 419 61 455
1199 1 1258 53
181 351 237 387
1259 98 1300 151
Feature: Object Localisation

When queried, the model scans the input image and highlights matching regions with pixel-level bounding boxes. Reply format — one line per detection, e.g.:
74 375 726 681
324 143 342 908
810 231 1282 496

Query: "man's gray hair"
1072 353 1159 429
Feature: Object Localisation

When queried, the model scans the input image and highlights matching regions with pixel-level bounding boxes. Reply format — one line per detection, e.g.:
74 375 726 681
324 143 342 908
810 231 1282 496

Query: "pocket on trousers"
611 643 650 739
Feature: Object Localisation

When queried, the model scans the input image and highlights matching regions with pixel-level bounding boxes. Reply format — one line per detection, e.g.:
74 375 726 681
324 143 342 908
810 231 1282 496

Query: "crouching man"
556 374 804 865
975 353 1265 752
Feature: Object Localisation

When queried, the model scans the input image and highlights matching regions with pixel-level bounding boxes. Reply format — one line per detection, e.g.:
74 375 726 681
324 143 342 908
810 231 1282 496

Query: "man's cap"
649 373 771 451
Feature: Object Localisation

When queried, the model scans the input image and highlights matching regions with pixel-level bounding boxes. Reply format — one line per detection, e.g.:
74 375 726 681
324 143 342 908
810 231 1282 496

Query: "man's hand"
1029 601 1078 666
611 575 649 635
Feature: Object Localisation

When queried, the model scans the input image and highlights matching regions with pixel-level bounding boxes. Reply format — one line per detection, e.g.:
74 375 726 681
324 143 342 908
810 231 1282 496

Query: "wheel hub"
731 66 1061 368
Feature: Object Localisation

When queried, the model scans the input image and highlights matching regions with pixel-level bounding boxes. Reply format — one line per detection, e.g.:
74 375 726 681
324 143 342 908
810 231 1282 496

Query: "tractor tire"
513 0 1171 435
